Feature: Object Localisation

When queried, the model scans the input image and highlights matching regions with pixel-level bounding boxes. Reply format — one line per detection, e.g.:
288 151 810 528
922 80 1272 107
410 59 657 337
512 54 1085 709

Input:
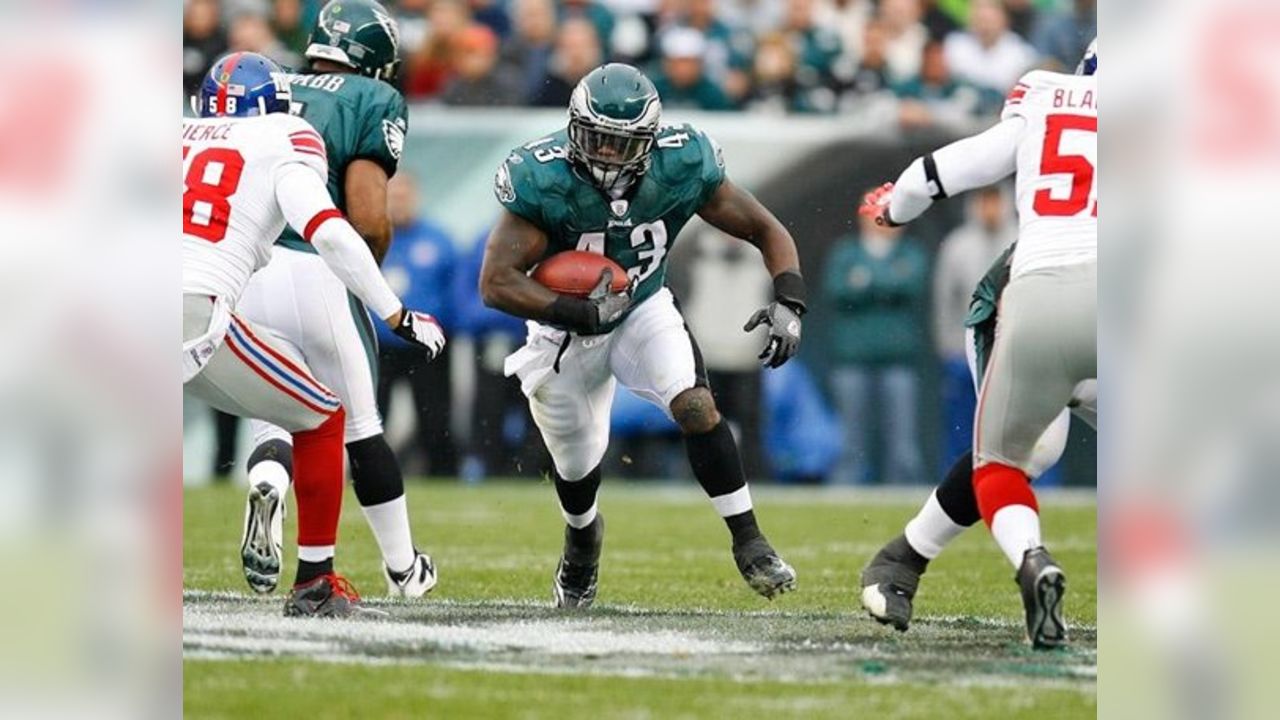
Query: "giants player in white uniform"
859 40 1098 648
182 53 445 616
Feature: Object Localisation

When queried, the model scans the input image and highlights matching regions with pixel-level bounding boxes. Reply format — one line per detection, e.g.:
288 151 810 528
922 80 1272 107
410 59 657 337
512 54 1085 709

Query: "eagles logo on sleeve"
382 117 405 161
494 160 516 203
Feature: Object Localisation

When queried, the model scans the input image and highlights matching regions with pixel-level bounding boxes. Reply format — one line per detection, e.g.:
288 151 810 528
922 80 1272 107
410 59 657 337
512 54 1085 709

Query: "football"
530 250 629 298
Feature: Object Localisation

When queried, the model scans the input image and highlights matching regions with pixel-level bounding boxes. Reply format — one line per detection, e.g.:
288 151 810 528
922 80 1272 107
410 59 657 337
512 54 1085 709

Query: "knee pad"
347 434 405 507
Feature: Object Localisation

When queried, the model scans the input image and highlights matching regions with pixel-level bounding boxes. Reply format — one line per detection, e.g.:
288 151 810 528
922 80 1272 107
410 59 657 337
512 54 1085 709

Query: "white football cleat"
384 551 438 598
240 480 285 594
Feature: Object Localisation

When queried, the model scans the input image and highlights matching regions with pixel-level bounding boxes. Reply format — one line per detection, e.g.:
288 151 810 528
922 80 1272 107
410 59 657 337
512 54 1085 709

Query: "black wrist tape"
546 295 596 333
772 271 808 315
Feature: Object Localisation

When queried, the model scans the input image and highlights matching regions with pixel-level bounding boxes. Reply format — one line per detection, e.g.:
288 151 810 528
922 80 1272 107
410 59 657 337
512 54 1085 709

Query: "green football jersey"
277 71 408 252
494 123 726 329
965 243 1015 376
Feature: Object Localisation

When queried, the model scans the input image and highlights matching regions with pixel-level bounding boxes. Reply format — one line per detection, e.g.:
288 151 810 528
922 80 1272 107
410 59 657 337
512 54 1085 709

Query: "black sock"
347 435 405 507
554 466 602 523
295 558 333 586
685 420 757 544
247 438 293 478
935 452 981 527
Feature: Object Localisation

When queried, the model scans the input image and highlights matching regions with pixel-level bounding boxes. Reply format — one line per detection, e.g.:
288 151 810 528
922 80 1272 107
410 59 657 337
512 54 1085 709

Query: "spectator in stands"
817 0 872 67
455 231 549 481
500 0 558 100
919 0 959 40
392 0 432 52
932 185 1014 464
649 27 735 111
227 9 302 69
747 32 802 114
1032 0 1096 72
841 18 891 100
529 17 602 107
442 24 524 106
944 0 1038 95
671 0 756 103
823 206 929 485
269 0 311 55
376 172 459 476
404 0 471 99
183 0 227 95
561 0 616 55
893 40 982 130
470 0 513 38
879 0 928 83
783 0 843 96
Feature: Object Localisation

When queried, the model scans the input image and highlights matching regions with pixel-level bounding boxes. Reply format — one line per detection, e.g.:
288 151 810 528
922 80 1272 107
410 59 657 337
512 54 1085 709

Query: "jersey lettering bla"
495 124 726 330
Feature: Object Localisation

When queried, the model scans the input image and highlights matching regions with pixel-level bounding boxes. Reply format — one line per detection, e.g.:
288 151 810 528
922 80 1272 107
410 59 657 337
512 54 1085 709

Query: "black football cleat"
283 573 383 619
1017 546 1067 649
733 536 797 599
553 515 604 609
860 534 928 632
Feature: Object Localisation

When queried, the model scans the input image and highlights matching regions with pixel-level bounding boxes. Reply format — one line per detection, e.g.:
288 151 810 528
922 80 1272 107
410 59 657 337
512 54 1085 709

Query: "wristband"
772 271 808 315
546 295 596 333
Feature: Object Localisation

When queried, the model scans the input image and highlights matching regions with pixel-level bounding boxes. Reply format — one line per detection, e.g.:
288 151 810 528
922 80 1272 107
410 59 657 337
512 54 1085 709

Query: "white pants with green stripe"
237 246 382 446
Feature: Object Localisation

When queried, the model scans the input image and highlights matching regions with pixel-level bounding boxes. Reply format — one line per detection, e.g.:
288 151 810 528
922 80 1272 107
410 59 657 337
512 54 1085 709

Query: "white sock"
297 545 334 563
904 491 967 559
990 504 1042 568
710 486 753 518
247 459 290 495
562 500 598 529
360 495 416 573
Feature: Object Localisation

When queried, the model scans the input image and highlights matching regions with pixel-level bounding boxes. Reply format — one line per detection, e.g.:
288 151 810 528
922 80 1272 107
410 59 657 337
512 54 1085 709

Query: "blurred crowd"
186 0 1095 125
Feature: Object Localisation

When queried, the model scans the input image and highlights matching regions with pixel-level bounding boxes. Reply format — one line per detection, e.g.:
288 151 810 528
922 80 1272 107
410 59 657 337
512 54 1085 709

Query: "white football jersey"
1001 70 1097 278
182 112 328 303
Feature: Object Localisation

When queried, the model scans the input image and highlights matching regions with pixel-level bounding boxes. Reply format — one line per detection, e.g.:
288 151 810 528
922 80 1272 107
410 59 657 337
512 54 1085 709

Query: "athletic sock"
555 466 602 529
348 435 416 573
360 496 416 574
295 554 334 586
903 490 968 560
685 420 759 545
291 408 345 585
246 438 293 495
973 462 1042 568
934 452 981 526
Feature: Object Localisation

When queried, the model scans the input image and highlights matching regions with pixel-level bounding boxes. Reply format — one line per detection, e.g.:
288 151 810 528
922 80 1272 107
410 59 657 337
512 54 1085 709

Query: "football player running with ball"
182 53 443 616
480 63 806 608
234 0 443 599
858 40 1097 648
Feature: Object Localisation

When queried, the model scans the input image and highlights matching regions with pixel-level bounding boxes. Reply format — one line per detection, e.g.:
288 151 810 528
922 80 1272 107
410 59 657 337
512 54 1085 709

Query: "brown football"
530 251 629 298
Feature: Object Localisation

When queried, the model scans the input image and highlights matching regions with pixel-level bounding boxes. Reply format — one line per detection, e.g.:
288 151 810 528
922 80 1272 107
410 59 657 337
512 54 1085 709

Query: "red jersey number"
1033 114 1097 217
183 146 245 242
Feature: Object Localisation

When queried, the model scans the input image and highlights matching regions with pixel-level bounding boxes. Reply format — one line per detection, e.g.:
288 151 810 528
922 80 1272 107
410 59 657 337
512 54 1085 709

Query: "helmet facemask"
568 112 655 195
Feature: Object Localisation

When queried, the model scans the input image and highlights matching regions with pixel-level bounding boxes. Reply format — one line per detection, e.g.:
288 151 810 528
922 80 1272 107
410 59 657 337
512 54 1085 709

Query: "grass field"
184 480 1096 719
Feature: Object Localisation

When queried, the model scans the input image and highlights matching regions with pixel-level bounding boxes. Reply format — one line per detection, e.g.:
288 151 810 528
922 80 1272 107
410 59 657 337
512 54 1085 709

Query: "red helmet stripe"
216 52 246 116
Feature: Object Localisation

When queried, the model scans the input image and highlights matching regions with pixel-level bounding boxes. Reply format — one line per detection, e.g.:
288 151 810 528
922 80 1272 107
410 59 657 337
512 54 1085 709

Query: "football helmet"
305 0 402 82
197 52 292 118
567 63 662 194
1076 37 1097 76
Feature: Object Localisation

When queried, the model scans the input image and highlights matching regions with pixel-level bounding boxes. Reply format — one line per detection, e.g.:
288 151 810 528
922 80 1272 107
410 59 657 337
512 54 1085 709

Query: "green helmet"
305 0 402 82
568 63 663 193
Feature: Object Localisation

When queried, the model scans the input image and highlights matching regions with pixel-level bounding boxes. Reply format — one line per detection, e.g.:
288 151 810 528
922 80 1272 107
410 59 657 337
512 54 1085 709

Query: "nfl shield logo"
610 199 629 217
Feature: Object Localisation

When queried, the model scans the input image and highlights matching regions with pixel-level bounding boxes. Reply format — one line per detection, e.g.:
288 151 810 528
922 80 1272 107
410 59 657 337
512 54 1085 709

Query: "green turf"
184 480 1096 719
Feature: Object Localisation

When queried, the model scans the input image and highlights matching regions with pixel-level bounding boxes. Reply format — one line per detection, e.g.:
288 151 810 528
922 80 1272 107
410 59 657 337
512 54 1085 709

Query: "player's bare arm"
344 158 393 263
697 177 806 368
480 208 631 334
697 178 800 278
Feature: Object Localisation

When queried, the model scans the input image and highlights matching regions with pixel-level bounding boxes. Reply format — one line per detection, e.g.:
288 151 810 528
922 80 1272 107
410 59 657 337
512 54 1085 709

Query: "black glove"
744 271 807 368
744 302 802 368
547 267 635 334
392 308 447 360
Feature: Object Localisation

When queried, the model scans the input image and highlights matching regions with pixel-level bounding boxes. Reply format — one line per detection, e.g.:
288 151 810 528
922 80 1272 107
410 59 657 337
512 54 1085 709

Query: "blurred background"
181 0 1097 489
